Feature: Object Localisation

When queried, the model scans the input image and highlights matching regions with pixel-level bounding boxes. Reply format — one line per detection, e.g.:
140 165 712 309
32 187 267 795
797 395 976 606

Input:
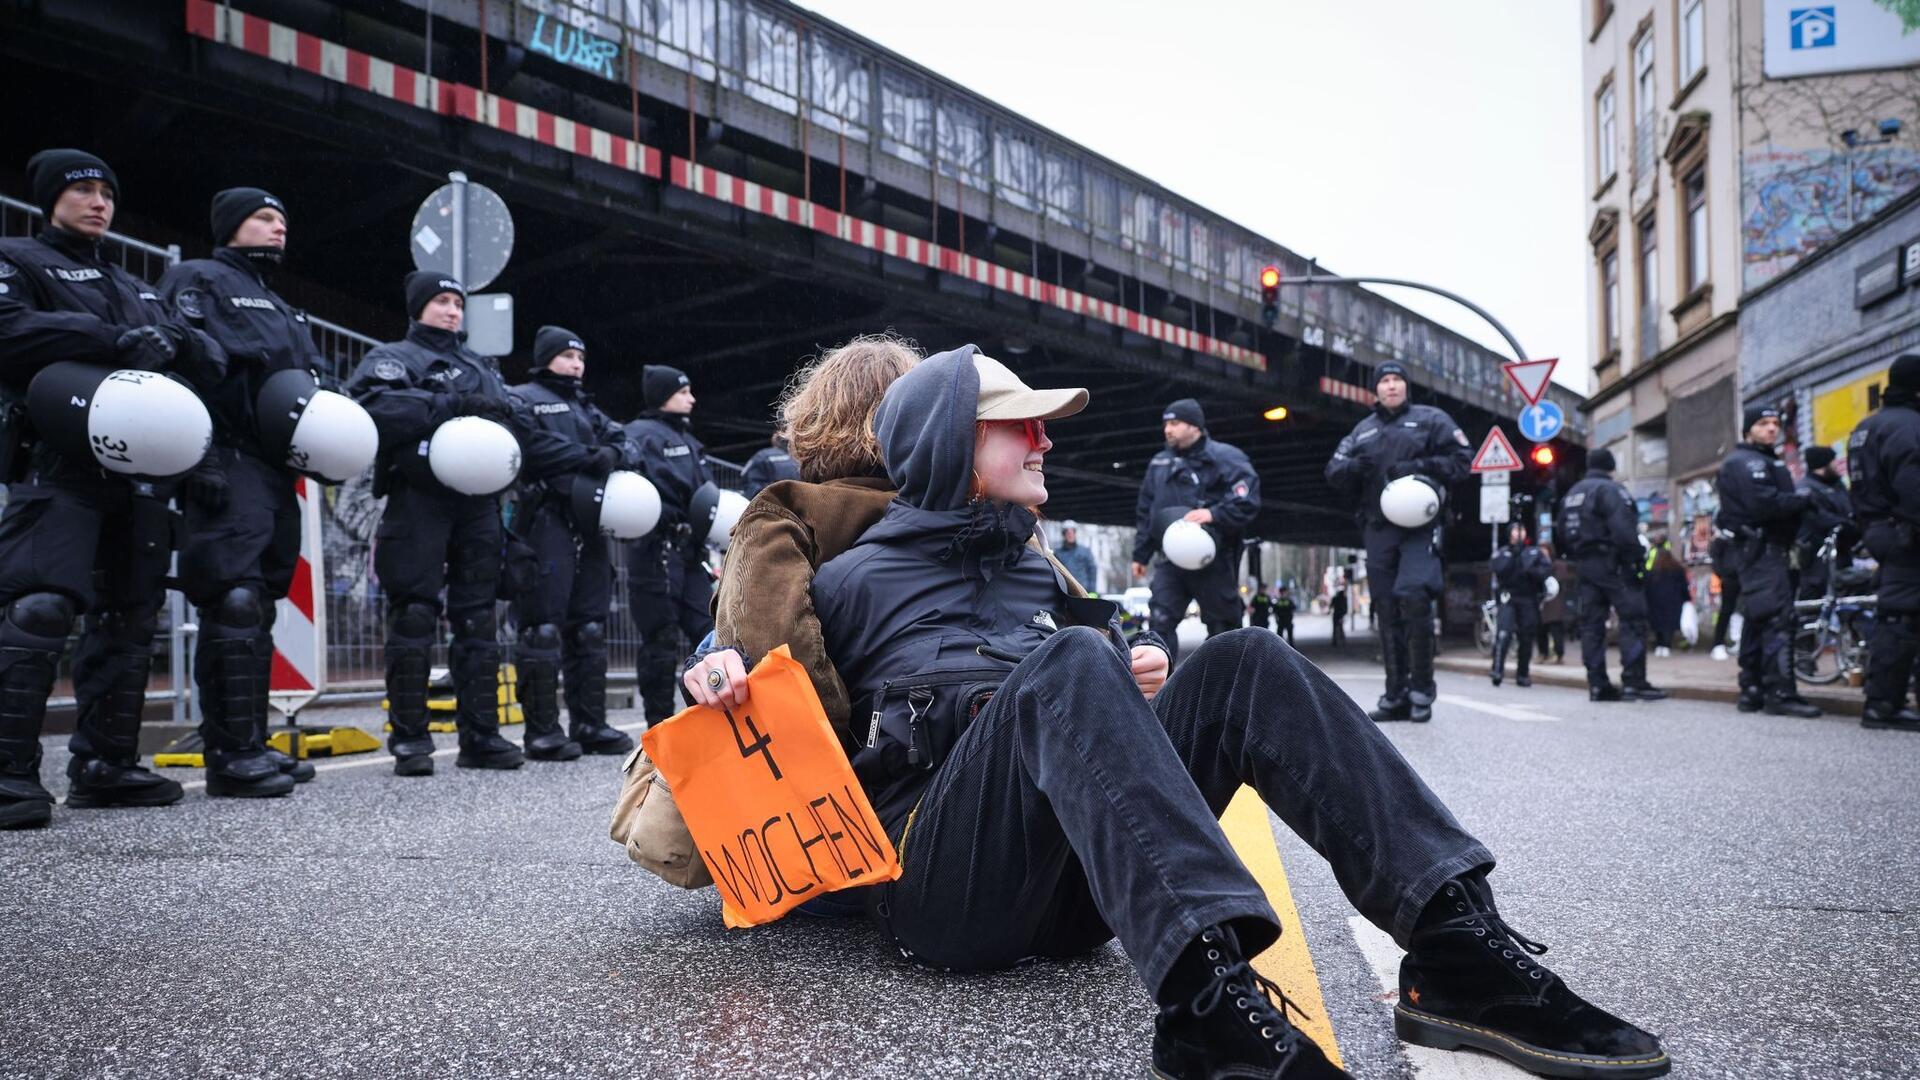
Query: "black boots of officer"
564 621 632 755
196 588 295 799
1397 872 1670 1078
1863 612 1920 732
516 623 581 761
1153 924 1348 1079
385 601 439 776
450 612 524 771
1489 631 1533 689
0 594 70 829
65 608 184 810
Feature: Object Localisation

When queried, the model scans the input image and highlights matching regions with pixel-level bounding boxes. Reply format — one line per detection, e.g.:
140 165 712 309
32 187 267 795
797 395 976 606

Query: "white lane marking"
1347 916 1532 1079
172 720 650 791
1442 696 1558 723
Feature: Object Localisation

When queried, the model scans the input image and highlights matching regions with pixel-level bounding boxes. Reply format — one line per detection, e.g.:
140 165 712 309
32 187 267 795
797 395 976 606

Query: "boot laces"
1191 930 1314 1054
1438 883 1552 980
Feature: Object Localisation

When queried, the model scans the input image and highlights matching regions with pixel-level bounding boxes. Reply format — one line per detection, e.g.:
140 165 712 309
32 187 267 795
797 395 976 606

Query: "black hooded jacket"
624 410 709 534
1848 389 1920 528
813 345 1158 826
1325 399 1471 527
1716 441 1807 548
508 368 640 487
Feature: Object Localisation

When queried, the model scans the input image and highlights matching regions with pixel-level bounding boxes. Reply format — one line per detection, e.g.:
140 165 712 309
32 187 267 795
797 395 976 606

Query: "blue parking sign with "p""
1790 7 1836 49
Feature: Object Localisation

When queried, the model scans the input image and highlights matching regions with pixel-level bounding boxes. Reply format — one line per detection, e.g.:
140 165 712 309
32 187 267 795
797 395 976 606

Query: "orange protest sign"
641 646 902 928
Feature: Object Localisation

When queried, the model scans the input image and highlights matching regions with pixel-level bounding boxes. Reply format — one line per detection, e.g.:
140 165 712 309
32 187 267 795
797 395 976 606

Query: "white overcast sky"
798 0 1591 393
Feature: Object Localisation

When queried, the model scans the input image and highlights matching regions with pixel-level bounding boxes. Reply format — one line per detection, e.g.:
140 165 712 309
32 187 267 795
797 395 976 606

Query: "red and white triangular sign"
1470 427 1524 473
1502 358 1558 406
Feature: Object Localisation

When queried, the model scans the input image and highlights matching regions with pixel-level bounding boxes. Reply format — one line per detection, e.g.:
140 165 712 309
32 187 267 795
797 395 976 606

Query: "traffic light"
1530 444 1556 469
1259 264 1280 327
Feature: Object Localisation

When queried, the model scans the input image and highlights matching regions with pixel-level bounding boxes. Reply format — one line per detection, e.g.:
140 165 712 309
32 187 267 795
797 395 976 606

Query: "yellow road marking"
1221 786 1343 1069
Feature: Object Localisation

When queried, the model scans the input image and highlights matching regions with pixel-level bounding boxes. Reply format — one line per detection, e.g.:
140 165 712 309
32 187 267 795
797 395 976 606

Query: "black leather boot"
1862 701 1920 731
1490 632 1509 687
0 644 60 830
452 627 523 771
1152 924 1349 1080
386 602 438 777
567 621 632 754
1399 875 1670 1078
66 616 181 809
517 625 581 762
198 630 294 799
251 633 313 783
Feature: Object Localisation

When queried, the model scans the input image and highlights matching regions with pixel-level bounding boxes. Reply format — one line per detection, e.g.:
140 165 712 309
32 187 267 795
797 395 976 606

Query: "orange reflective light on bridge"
1263 405 1290 421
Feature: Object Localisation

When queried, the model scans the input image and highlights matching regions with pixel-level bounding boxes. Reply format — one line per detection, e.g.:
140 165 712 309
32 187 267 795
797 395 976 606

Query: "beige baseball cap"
972 352 1088 422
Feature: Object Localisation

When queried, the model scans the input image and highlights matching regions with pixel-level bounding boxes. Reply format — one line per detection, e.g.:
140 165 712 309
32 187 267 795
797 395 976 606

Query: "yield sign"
1470 427 1524 473
1501 358 1559 406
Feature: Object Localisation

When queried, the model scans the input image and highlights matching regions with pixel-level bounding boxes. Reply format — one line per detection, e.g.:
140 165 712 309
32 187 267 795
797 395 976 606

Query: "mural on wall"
1743 145 1920 290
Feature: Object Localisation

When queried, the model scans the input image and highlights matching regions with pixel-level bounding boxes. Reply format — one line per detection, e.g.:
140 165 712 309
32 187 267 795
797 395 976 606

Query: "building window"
1637 213 1659 360
1602 249 1621 355
1679 0 1705 87
1633 32 1657 179
1683 167 1708 292
1597 83 1618 183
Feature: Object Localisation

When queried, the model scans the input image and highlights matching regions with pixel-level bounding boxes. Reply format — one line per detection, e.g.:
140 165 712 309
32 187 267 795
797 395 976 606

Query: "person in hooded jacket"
1845 353 1920 733
1794 445 1855 602
741 434 801 498
1131 398 1261 664
159 187 321 800
1489 522 1552 688
0 150 229 829
506 326 640 761
1716 406 1819 718
624 364 714 723
755 346 1667 1080
1324 362 1470 722
348 271 566 776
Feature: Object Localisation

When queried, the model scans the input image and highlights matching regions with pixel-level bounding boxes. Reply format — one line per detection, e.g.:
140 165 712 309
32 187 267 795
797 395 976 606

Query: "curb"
1431 656 1867 718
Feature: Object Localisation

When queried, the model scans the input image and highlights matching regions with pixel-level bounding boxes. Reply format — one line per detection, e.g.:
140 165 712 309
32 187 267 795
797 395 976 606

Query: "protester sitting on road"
692 346 1669 1080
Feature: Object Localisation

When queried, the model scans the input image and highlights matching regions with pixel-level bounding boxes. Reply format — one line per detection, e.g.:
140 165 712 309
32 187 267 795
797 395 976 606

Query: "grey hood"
874 344 980 512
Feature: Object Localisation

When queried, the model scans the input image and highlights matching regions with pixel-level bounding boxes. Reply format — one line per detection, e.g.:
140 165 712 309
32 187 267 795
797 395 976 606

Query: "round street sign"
410 179 515 291
1518 400 1565 443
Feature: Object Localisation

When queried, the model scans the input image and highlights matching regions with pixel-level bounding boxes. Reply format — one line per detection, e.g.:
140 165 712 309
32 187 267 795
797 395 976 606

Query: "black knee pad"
571 621 606 650
519 622 561 652
389 601 438 640
206 586 265 631
6 592 76 640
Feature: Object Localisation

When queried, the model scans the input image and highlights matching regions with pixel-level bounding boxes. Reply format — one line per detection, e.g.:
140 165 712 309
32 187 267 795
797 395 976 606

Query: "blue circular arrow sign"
1518 400 1564 443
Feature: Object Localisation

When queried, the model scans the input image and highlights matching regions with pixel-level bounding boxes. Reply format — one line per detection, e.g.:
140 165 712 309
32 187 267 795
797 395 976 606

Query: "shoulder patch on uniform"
174 288 204 320
1453 428 1468 446
1233 481 1249 497
372 358 406 382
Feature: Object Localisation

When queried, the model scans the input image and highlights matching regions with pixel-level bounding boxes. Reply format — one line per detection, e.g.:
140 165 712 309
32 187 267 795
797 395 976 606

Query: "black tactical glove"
1387 458 1422 480
584 446 621 474
114 326 178 371
183 463 231 515
455 392 509 422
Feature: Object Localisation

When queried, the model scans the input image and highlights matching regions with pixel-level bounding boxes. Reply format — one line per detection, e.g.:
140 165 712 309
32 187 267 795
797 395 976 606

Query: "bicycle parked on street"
1792 528 1876 686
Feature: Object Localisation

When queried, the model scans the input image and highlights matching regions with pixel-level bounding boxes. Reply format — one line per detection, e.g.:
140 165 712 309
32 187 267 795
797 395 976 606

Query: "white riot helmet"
27 362 212 480
1162 519 1217 571
571 469 662 539
1544 576 1561 601
255 369 379 483
688 481 748 550
427 415 521 495
1380 475 1443 529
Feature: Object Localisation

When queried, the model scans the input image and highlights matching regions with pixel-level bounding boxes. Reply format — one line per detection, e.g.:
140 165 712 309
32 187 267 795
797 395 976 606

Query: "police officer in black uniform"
159 187 322 799
348 271 563 775
1717 405 1820 718
741 434 800 499
507 325 639 759
0 150 228 828
1273 587 1297 644
1488 521 1551 688
1845 354 1920 732
1794 445 1855 601
1325 362 1470 722
1556 448 1667 702
1130 398 1260 666
625 365 714 723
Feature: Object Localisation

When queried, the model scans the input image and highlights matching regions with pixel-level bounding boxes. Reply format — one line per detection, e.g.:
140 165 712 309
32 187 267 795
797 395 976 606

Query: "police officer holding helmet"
0 149 229 828
348 271 564 776
1845 354 1920 732
1325 361 1469 722
1130 398 1260 666
507 325 640 759
1716 404 1820 717
159 187 330 798
1488 521 1551 688
1556 449 1668 702
625 364 715 723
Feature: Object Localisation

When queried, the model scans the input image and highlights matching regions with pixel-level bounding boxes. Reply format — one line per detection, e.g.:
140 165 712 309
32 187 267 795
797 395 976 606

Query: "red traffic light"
1530 445 1556 467
1259 265 1281 290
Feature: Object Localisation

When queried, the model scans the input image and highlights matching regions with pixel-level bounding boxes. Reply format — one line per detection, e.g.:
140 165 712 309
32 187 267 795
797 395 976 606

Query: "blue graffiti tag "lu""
528 13 620 79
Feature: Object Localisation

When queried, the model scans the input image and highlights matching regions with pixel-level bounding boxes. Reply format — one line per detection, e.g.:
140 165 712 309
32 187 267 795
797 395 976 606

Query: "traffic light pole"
1272 273 1531 363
